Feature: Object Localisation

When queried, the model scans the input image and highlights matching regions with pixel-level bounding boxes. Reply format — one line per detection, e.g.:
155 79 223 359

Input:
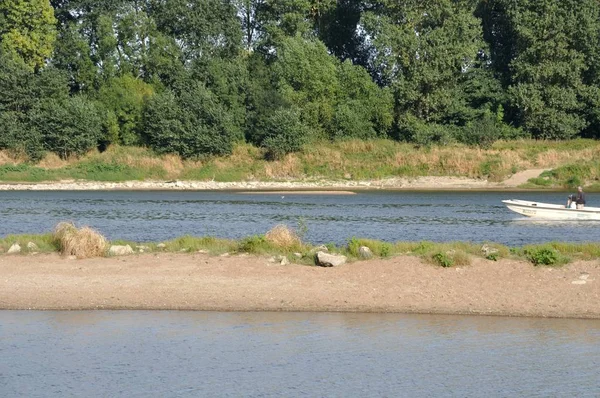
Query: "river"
1 311 599 397
1 190 598 245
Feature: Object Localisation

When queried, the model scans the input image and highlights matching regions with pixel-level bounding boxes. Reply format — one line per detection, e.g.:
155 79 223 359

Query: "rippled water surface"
1 190 600 245
1 311 599 397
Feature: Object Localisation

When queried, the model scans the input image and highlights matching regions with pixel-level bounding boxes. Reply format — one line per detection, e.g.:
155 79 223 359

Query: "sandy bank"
0 169 548 191
0 176 512 191
1 253 598 318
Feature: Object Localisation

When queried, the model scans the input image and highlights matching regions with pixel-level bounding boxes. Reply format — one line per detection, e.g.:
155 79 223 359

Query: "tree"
0 0 57 70
272 35 339 134
97 74 155 145
31 95 105 158
153 0 243 63
142 82 236 158
360 0 499 142
479 0 600 139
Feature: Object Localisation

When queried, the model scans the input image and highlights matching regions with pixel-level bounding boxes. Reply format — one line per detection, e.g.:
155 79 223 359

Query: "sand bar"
1 253 598 318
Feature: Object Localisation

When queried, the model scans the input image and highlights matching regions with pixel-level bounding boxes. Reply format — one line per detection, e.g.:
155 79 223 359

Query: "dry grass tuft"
38 152 69 169
53 222 108 259
0 149 27 165
265 225 302 249
264 154 302 178
160 154 185 178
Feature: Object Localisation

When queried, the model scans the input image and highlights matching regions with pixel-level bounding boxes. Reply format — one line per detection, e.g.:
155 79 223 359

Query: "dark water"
1 311 599 397
1 190 599 245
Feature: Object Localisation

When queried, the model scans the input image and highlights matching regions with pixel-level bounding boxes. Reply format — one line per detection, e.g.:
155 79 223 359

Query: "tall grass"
2 139 600 184
53 222 108 258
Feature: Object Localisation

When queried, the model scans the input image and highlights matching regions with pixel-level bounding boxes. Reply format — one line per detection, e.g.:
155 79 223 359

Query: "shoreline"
0 173 546 191
1 253 598 318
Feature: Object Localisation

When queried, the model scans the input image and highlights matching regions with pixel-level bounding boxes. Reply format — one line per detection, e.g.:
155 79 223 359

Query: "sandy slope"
1 253 598 318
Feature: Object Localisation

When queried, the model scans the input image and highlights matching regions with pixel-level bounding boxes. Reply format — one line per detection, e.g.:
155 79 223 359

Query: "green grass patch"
524 161 600 190
347 237 394 258
158 236 238 255
3 229 600 268
179 163 250 182
0 233 58 253
65 160 163 181
0 164 57 182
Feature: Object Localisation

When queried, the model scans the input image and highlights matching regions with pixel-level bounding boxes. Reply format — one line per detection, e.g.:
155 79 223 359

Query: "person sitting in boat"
566 186 586 209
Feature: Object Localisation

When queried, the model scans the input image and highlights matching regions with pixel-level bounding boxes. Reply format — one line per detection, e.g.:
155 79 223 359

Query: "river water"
2 192 599 396
1 190 599 245
1 311 599 397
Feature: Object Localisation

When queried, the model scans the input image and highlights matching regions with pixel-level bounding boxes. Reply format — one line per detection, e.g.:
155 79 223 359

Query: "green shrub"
238 235 271 254
260 108 308 160
142 84 235 159
32 96 105 159
486 252 499 261
432 252 454 267
380 243 392 258
524 246 565 266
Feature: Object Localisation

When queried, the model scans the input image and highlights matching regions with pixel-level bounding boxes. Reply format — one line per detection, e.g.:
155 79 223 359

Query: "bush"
265 225 302 249
0 111 45 160
460 112 502 149
238 235 270 254
432 252 454 267
142 84 235 159
399 115 456 146
32 96 105 159
53 222 107 258
260 108 308 160
524 246 564 266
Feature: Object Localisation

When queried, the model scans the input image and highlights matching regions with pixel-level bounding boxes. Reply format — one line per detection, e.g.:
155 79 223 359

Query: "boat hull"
502 199 600 220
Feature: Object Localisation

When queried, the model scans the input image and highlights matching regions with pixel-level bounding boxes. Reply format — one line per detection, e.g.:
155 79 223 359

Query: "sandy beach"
1 252 598 318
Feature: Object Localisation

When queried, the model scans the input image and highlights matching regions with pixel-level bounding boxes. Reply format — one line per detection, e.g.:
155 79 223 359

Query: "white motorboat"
502 199 600 220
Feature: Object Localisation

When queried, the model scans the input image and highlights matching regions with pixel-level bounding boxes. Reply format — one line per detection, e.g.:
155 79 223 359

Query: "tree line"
1 0 599 160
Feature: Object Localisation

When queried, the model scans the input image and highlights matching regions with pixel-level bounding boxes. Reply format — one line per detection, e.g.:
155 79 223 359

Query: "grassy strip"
1 139 600 186
1 228 596 267
520 161 600 190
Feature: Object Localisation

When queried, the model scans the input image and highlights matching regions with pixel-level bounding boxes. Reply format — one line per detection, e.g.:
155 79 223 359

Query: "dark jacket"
575 192 586 205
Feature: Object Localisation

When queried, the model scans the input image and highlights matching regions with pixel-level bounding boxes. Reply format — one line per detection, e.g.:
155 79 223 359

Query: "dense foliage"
1 0 600 160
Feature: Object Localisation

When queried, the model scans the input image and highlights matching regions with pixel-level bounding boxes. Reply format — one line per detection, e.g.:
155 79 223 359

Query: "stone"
7 243 21 254
294 252 302 259
358 246 373 259
481 244 498 257
109 245 134 256
315 245 329 253
157 243 166 249
27 242 39 251
279 256 290 266
316 251 347 267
